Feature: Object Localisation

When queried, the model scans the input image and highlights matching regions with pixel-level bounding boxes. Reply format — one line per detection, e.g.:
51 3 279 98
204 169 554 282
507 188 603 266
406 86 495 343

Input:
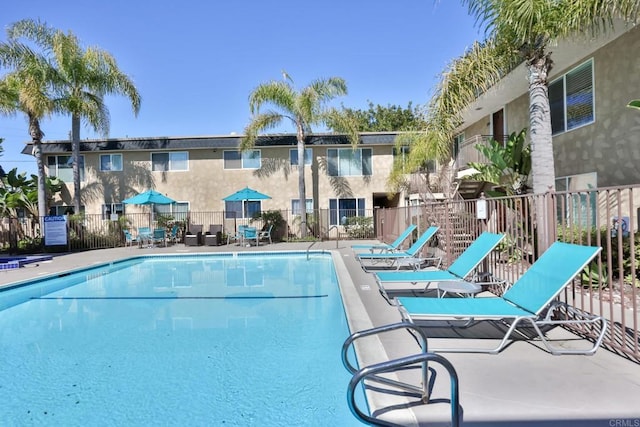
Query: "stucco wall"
552 25 640 186
51 144 398 215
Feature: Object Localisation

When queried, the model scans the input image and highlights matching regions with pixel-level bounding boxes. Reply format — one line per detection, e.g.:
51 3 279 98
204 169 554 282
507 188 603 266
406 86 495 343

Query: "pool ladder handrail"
342 322 461 427
306 225 340 259
306 240 317 260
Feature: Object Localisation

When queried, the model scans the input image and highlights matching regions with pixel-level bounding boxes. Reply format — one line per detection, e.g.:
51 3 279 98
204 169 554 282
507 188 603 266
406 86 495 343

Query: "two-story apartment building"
22 132 412 229
453 23 640 195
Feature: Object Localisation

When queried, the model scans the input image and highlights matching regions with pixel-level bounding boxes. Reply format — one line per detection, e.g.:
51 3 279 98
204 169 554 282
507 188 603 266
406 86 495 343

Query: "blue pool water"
0 252 363 426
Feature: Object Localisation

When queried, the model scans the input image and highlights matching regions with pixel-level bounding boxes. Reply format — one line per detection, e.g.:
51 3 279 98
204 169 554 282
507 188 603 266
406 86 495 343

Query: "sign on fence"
44 215 68 246
612 216 630 238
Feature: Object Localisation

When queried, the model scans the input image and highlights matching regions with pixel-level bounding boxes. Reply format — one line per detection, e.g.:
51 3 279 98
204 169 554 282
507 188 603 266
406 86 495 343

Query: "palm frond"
249 81 296 115
241 111 285 150
323 107 360 147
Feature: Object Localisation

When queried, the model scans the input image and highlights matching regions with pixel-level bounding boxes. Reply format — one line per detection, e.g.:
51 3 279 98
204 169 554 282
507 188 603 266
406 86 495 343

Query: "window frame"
291 198 313 215
151 151 189 172
549 59 595 135
223 150 262 170
327 148 372 177
224 200 262 219
99 154 123 172
102 203 124 220
49 205 81 215
290 148 312 166
47 155 85 182
329 198 366 225
154 201 190 221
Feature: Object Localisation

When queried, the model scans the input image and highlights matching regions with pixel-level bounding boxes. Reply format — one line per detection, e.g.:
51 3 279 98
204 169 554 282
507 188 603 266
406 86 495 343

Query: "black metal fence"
0 208 377 253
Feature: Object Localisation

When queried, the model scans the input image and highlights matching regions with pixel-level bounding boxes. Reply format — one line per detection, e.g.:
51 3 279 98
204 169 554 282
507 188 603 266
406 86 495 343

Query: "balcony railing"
455 134 508 170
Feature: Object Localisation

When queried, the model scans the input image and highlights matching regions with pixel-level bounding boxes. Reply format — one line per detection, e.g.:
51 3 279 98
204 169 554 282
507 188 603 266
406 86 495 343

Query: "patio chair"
123 230 138 248
184 224 203 246
243 226 259 246
356 226 440 272
204 224 223 246
374 232 506 302
351 224 417 253
395 242 607 355
168 224 180 245
151 228 167 247
258 224 273 245
137 227 152 248
227 225 247 245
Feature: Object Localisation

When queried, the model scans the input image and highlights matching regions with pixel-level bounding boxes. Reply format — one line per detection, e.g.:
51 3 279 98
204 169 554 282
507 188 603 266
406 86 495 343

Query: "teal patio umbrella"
223 187 271 230
123 190 175 225
222 187 271 202
122 189 176 206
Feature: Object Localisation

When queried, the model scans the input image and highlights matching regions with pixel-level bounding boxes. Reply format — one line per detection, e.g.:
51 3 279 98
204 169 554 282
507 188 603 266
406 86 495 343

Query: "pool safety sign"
44 215 68 246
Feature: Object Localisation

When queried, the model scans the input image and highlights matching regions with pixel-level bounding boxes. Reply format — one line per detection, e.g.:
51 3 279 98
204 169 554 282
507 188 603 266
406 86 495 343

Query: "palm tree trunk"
297 132 307 238
527 53 555 251
28 115 47 222
527 55 555 194
72 113 81 214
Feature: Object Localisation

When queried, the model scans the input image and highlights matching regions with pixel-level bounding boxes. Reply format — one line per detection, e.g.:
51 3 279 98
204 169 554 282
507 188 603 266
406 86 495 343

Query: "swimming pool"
0 252 363 426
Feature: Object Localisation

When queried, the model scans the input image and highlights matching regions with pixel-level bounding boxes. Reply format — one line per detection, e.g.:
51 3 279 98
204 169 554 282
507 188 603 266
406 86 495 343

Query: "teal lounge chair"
356 226 440 272
351 224 417 253
396 242 607 355
375 232 505 302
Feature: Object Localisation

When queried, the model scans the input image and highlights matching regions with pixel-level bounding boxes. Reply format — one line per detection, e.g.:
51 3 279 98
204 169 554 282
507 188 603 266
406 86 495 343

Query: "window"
290 148 312 166
549 60 594 135
555 172 597 227
453 133 465 159
327 148 372 176
223 150 261 169
393 146 436 173
102 203 124 220
155 202 189 221
225 200 262 219
49 205 79 215
100 154 123 172
291 199 313 215
151 152 188 171
48 155 84 182
329 198 366 225
393 145 410 172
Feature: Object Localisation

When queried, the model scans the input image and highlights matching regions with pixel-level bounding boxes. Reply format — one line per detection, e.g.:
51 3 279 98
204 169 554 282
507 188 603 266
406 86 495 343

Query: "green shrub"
557 225 640 288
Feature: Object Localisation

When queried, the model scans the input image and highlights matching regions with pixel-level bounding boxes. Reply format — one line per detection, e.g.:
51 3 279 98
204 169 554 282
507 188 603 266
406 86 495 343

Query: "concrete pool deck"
1 241 639 426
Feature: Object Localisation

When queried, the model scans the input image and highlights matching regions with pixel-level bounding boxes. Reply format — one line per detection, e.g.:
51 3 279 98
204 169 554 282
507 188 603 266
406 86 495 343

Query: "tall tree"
242 71 358 238
0 41 58 220
7 19 141 214
332 101 427 132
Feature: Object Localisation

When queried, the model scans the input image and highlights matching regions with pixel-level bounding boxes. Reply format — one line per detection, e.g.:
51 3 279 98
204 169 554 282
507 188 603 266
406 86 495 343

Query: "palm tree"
387 39 518 198
461 0 639 195
7 19 141 214
242 72 358 238
0 41 58 221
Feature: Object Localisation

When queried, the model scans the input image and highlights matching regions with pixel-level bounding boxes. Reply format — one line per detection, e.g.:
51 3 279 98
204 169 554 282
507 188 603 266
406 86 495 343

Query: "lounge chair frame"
375 232 506 302
351 224 417 253
356 226 440 272
396 242 608 355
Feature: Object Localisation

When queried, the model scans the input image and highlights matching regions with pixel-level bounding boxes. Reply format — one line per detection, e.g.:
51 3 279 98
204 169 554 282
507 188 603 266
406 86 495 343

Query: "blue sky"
1 1 482 176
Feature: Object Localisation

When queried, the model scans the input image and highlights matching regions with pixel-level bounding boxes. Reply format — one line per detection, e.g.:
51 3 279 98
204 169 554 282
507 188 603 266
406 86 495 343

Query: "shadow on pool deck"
0 241 639 426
